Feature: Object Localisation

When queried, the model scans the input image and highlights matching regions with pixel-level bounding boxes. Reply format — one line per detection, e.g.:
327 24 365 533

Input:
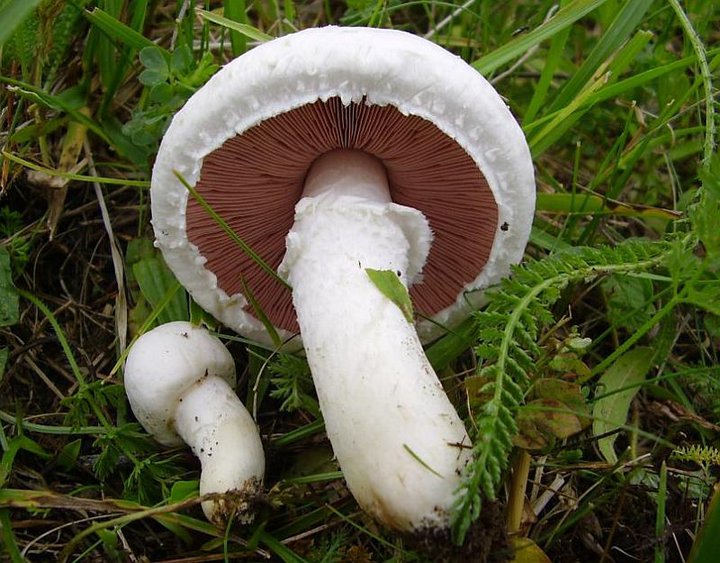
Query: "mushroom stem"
174 376 265 525
280 150 472 532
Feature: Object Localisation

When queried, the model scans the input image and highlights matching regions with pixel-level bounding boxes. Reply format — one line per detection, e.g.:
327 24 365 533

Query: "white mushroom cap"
124 321 237 446
151 26 535 345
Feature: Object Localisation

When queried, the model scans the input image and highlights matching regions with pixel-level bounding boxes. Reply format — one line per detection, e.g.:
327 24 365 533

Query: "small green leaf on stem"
365 268 413 323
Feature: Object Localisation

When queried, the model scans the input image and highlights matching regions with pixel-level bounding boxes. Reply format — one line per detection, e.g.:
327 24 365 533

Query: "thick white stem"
280 150 472 531
174 376 265 524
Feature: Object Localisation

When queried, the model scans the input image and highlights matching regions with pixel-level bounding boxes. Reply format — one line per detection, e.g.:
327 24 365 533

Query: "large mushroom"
151 27 535 532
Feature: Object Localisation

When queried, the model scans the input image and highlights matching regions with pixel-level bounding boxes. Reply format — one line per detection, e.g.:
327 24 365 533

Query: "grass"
0 0 718 561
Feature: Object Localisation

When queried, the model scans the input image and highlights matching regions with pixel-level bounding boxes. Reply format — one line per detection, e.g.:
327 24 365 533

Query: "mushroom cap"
152 26 535 345
123 321 237 446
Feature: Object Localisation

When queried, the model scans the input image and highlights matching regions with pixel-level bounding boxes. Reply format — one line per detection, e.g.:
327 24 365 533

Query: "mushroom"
151 27 535 532
123 321 264 525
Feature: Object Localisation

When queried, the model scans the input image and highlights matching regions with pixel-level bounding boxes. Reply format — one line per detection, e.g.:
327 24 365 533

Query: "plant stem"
655 461 668 563
507 449 532 534
668 0 716 168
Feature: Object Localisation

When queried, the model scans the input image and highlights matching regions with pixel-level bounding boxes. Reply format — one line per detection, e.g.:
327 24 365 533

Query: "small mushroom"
151 27 535 532
123 321 264 525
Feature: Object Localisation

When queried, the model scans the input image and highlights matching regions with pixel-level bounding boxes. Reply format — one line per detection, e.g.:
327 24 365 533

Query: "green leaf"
54 439 82 471
168 480 199 504
0 0 41 49
592 347 654 464
182 51 219 88
602 274 655 332
132 257 188 325
527 28 655 157
425 317 478 371
365 268 414 323
149 82 174 104
170 44 193 75
511 537 553 563
269 354 317 414
138 69 168 86
0 435 50 487
548 353 592 380
258 530 310 563
514 390 588 451
140 46 169 74
0 246 19 327
534 378 590 426
451 240 669 544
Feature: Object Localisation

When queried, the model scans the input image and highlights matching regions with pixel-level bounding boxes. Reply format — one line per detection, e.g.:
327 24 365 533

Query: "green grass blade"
223 0 248 56
283 471 344 485
258 531 309 563
17 289 86 387
524 19 570 123
240 278 282 348
271 419 325 447
472 0 609 75
0 509 24 563
197 9 273 43
0 77 109 141
527 69 607 156
547 0 654 112
425 316 477 370
84 6 166 54
92 0 123 94
1 151 150 188
583 46 720 110
403 444 443 478
0 0 41 48
523 46 720 136
528 29 653 157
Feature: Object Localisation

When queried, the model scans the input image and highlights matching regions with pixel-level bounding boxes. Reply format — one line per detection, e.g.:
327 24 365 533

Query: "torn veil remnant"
151 27 535 532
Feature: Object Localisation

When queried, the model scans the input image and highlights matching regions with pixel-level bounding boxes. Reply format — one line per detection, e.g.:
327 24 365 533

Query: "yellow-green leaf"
511 537 552 563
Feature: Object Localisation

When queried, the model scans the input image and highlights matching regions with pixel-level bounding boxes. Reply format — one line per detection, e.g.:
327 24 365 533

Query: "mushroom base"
174 376 265 525
280 150 472 531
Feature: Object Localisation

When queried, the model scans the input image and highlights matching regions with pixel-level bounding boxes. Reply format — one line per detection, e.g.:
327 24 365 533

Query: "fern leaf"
451 239 670 544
